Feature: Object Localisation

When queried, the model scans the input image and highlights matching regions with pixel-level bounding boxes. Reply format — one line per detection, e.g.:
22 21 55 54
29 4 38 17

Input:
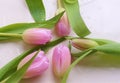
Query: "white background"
0 0 120 83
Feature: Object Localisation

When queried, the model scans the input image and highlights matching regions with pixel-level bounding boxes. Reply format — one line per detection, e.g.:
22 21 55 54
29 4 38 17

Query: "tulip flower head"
22 28 52 45
55 13 70 37
72 39 99 50
52 45 71 77
18 51 49 79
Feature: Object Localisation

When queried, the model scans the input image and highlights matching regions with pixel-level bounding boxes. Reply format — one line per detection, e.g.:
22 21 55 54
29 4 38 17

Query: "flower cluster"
0 3 101 82
17 23 98 79
17 12 71 78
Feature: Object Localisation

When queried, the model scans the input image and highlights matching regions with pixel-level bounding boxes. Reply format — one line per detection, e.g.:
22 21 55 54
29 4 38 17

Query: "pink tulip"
18 51 49 79
52 45 71 77
22 28 52 45
55 13 70 37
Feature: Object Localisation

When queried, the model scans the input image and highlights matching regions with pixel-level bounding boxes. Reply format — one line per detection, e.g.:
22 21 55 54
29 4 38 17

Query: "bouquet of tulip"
0 0 120 83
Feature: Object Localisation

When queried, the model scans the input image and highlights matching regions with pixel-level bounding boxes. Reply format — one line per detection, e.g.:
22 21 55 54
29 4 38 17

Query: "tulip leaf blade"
26 0 45 22
90 38 116 45
62 43 120 83
62 0 91 37
0 46 39 82
4 50 40 83
0 11 64 34
92 43 120 55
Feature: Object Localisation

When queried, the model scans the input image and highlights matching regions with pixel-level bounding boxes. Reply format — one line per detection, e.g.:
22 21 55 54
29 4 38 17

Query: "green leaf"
64 0 77 4
4 50 40 83
0 12 64 34
0 46 39 82
92 43 120 55
62 50 94 83
90 38 116 45
62 0 90 37
0 37 65 82
26 0 45 22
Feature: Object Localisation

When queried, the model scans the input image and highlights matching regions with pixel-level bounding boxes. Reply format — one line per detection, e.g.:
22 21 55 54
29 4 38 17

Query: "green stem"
0 33 22 38
65 36 80 40
57 0 62 8
62 50 95 83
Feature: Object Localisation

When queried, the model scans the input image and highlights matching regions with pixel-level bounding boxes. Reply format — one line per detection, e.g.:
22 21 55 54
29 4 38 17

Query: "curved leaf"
62 0 90 37
0 46 39 82
90 38 116 45
0 12 64 34
4 50 40 83
93 43 120 55
26 0 45 22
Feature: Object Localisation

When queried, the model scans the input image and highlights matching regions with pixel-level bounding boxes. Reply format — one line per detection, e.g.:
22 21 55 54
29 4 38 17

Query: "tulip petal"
52 45 71 77
55 13 70 37
18 51 49 79
22 28 52 45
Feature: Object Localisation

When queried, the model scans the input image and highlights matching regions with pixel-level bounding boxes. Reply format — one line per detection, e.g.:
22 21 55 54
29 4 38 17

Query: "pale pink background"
0 0 120 83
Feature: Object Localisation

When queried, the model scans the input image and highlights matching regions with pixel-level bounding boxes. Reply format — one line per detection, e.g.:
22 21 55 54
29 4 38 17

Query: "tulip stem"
65 36 80 40
0 33 22 39
57 0 62 8
62 50 95 83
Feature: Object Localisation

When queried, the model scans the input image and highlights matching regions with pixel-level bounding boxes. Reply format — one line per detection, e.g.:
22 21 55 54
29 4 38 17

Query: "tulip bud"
52 45 71 77
18 51 49 79
55 12 70 37
22 28 52 45
72 39 99 50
